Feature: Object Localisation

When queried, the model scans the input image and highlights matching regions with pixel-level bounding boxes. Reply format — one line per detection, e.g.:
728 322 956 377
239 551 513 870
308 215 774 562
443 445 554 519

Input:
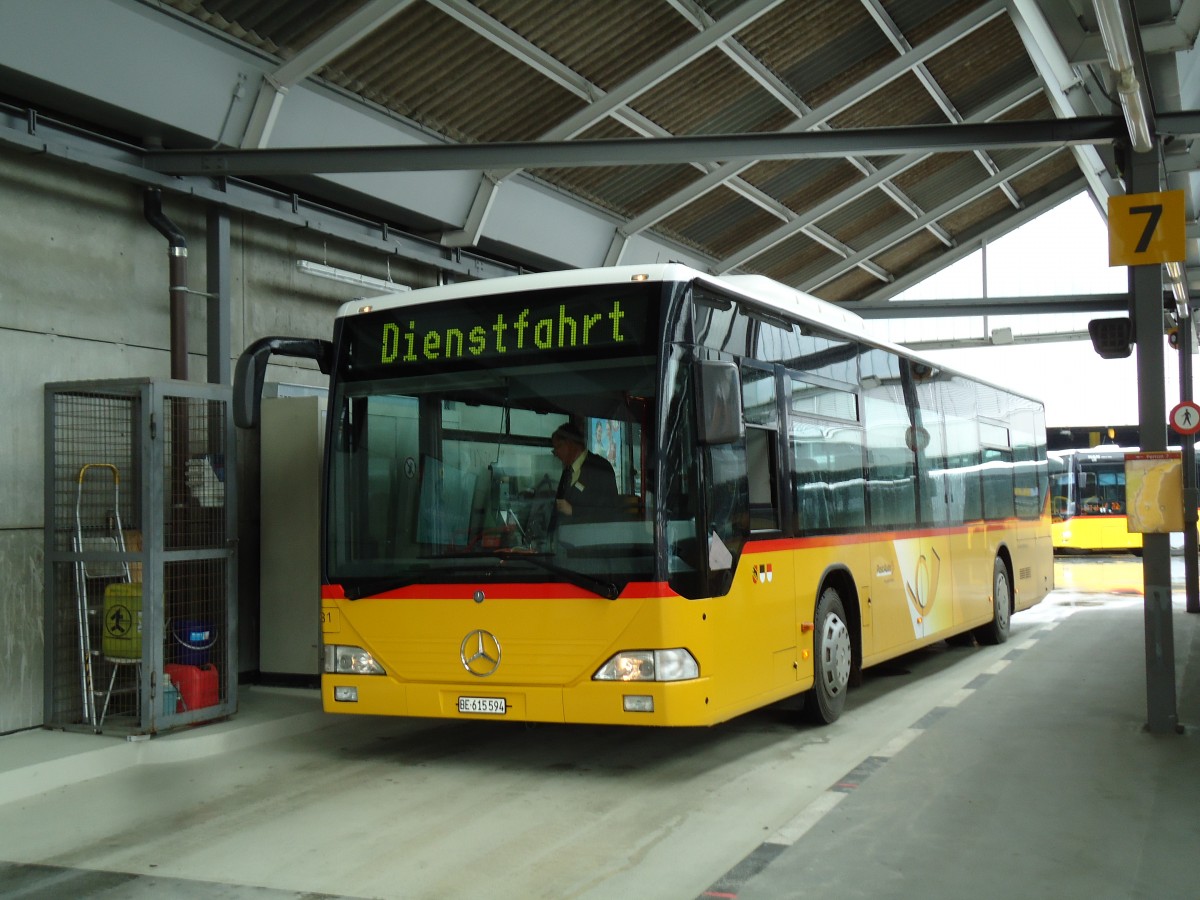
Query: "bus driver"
550 421 618 524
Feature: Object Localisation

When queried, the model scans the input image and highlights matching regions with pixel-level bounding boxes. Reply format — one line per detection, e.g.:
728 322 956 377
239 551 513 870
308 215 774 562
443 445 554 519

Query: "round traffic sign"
1169 401 1200 435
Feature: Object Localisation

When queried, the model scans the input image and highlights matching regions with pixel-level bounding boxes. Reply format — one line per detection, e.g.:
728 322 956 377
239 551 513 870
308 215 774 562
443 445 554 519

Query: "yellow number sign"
1108 189 1185 266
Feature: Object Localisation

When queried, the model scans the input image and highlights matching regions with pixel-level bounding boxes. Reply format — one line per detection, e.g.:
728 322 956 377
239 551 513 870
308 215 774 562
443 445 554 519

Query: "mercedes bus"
235 264 1053 727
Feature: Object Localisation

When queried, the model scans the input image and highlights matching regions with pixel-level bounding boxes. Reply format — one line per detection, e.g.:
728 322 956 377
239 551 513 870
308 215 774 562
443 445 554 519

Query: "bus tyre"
974 557 1011 646
805 586 852 724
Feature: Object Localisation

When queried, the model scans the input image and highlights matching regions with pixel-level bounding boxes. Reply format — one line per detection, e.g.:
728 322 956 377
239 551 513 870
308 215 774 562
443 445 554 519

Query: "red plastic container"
165 663 219 711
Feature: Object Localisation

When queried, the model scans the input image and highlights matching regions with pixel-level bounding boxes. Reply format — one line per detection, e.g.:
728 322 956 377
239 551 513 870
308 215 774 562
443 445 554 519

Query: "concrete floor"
1 556 1198 899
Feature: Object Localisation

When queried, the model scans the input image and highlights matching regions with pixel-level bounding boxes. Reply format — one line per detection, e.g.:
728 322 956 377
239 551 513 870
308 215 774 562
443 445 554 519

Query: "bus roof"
336 264 866 330
335 264 1043 407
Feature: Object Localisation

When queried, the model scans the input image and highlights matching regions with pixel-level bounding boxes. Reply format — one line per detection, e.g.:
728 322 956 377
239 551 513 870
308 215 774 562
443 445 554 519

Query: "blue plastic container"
171 619 217 666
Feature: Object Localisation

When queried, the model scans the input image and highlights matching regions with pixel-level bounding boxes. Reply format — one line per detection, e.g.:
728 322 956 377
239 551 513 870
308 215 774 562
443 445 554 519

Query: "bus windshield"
324 282 665 597
1077 457 1126 515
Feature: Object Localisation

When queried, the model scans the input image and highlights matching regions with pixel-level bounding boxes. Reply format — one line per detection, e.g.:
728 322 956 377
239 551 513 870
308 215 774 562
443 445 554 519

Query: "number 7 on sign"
1108 190 1185 267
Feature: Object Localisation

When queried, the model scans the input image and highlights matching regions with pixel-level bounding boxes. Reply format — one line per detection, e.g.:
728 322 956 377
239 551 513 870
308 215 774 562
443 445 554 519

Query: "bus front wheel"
974 557 1011 646
804 586 852 724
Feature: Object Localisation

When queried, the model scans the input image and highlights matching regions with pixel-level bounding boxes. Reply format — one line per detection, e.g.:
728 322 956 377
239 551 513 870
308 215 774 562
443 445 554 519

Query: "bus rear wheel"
974 557 1011 646
804 586 852 724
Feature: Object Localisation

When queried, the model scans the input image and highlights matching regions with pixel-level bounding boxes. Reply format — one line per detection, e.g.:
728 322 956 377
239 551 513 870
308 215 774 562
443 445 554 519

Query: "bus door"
908 364 955 641
787 377 867 654
939 375 990 623
738 363 797 694
862 349 921 655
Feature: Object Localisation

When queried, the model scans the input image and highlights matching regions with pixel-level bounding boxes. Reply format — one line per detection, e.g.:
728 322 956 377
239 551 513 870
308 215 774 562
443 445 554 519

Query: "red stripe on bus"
321 580 675 601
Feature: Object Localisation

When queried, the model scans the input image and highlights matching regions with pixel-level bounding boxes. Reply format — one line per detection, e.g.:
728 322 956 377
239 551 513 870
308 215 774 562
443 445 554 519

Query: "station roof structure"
1 0 1197 317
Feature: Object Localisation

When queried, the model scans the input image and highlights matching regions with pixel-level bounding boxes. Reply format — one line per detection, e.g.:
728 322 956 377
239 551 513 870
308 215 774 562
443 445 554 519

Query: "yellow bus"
1050 445 1194 554
1049 447 1140 552
235 264 1053 726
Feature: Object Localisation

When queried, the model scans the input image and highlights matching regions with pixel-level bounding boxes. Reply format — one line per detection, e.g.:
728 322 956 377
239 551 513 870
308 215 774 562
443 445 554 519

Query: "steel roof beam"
441 0 785 247
145 115 1131 177
715 80 1044 273
605 0 1008 260
657 0 955 263
0 103 518 282
862 0 1022 211
240 0 415 148
801 146 1065 293
847 181 1083 304
851 292 1129 319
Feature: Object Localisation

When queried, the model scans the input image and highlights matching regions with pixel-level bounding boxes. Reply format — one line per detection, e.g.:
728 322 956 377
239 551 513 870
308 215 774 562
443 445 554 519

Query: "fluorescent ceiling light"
1092 0 1154 153
296 259 410 294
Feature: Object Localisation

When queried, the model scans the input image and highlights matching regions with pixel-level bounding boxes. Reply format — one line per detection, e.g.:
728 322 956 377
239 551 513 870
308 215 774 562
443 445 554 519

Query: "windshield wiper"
341 563 461 600
342 577 416 601
491 549 620 600
340 553 619 601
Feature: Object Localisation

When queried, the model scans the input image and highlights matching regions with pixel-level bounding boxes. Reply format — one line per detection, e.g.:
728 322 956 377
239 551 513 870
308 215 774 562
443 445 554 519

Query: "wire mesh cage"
44 379 237 735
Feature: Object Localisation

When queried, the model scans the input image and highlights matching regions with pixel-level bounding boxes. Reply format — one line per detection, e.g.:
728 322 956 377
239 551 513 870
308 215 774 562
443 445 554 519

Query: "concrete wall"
0 147 436 733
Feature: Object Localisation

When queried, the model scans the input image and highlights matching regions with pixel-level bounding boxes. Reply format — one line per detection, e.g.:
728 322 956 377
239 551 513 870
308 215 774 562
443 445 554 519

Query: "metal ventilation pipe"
143 188 189 380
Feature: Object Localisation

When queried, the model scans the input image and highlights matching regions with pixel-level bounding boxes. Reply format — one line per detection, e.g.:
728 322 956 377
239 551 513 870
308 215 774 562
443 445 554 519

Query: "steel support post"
1128 146 1179 733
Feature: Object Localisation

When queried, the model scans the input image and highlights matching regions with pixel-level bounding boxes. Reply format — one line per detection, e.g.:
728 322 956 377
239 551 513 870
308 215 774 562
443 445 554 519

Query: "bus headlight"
324 644 385 675
593 649 699 682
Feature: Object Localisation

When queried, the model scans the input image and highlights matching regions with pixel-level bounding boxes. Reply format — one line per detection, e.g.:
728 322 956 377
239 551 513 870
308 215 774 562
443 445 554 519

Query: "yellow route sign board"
1108 190 1185 266
1125 451 1184 533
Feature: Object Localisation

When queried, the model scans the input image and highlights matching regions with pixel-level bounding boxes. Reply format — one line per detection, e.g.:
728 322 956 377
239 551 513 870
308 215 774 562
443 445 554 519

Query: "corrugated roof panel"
923 17 1036 117
1006 152 1083 198
737 0 895 109
872 227 947 278
752 231 836 285
829 70 946 129
532 118 707 219
996 92 1054 123
475 0 695 93
813 266 886 303
938 186 1017 237
988 94 1057 171
159 0 371 57
322 5 585 143
631 49 793 136
657 185 787 259
883 0 992 46
815 188 916 252
147 0 1112 311
702 0 753 18
890 152 990 212
741 158 867 218
539 162 705 220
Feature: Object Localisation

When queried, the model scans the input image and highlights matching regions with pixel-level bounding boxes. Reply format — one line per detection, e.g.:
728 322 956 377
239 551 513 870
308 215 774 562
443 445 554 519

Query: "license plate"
458 696 507 715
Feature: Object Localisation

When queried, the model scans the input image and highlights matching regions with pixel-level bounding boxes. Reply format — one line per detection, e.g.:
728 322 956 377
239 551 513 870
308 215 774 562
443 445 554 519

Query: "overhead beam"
146 115 1137 177
441 0 784 247
846 182 1084 304
850 292 1130 319
240 0 415 148
802 146 1065 293
0 103 519 282
610 0 1009 253
715 80 1043 273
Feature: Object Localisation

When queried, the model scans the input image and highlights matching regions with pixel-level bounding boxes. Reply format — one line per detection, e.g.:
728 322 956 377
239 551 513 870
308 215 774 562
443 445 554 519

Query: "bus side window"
794 445 830 532
742 363 780 532
747 426 779 531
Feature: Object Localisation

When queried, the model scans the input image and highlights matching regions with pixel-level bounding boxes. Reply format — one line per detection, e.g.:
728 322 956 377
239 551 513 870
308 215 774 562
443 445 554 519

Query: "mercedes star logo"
460 629 502 677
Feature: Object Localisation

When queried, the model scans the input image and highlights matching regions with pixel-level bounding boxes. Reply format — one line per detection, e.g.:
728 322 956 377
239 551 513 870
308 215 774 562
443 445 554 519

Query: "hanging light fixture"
296 259 410 295
1092 0 1155 153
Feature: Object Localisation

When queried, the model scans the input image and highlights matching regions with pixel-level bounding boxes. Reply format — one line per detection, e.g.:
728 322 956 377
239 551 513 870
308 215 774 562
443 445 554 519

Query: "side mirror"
233 336 333 428
694 360 744 445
